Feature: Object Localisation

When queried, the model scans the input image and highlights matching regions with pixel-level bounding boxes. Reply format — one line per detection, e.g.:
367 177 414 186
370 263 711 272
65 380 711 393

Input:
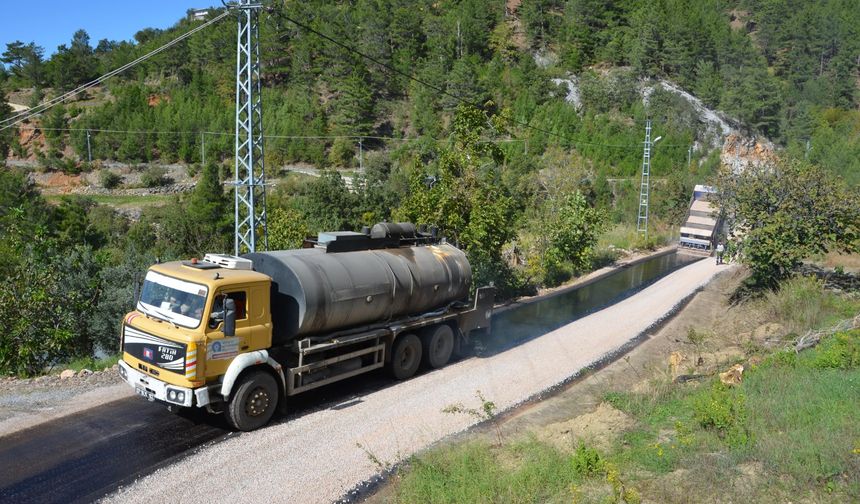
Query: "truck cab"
118 254 276 429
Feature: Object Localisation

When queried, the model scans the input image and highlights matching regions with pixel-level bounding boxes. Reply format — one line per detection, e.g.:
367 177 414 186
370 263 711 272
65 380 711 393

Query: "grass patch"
396 438 579 503
744 362 860 487
607 329 860 500
597 223 672 253
62 353 121 373
45 194 172 207
760 276 860 333
392 331 860 503
395 437 641 503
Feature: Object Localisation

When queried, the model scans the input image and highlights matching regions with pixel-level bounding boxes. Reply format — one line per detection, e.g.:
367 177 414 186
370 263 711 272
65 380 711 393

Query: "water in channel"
482 251 701 353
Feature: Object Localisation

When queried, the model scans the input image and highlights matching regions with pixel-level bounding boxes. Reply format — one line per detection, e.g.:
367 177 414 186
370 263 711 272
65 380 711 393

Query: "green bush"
99 169 122 189
268 206 309 250
570 442 604 477
763 349 798 368
692 381 749 447
328 137 355 167
185 163 201 179
810 330 860 370
140 166 169 187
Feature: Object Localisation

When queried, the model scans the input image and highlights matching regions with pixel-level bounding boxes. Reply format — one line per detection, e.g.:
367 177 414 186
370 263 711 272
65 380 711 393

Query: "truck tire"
225 370 279 431
421 324 454 369
388 333 422 380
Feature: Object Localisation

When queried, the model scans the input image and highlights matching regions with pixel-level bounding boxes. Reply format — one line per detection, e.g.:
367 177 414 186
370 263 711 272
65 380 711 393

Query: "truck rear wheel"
388 333 422 380
226 370 278 431
421 324 454 369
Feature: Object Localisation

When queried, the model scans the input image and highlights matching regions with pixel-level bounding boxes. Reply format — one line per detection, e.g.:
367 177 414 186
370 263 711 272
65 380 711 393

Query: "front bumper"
118 360 194 407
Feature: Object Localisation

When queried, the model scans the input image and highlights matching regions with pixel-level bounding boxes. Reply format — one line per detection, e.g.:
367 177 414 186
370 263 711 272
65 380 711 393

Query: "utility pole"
637 120 660 241
232 0 267 255
86 129 92 163
456 20 462 59
201 131 205 165
358 137 363 172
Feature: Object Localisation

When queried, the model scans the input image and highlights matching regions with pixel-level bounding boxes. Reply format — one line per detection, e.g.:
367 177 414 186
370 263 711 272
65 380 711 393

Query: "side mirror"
133 273 142 306
223 298 236 337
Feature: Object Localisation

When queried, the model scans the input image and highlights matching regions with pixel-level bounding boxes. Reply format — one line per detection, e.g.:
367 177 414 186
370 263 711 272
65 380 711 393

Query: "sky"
1 1 212 57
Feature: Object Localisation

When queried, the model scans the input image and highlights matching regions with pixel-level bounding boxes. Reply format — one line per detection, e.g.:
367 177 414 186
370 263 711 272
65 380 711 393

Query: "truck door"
204 289 252 378
248 284 272 350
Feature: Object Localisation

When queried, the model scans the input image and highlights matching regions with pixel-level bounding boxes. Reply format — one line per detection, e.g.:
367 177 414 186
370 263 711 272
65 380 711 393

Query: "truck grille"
123 325 187 375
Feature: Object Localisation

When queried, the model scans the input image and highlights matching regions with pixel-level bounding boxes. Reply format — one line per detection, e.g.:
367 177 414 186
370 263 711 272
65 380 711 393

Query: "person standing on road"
715 242 725 265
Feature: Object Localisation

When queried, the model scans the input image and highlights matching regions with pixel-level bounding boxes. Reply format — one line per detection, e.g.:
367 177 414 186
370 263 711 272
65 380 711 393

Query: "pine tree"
331 64 375 136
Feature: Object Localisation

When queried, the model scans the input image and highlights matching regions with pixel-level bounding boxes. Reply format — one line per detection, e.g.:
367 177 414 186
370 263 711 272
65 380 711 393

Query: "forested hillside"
1 0 859 373
4 1 859 166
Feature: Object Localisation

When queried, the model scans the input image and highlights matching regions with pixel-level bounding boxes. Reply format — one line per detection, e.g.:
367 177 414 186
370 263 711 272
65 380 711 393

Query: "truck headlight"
167 388 186 404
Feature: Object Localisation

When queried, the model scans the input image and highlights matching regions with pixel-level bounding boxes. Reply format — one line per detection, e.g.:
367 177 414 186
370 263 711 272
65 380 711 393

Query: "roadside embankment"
377 272 860 503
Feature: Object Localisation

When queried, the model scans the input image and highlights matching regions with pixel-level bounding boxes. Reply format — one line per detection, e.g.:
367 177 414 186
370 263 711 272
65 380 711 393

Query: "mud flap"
460 286 495 334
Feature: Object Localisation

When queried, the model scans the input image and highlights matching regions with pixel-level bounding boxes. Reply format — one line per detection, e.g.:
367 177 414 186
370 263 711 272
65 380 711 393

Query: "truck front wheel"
388 333 422 380
226 370 279 431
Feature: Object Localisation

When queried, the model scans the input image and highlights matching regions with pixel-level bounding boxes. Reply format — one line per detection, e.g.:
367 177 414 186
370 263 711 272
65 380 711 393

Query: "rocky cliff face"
720 132 778 173
552 70 778 173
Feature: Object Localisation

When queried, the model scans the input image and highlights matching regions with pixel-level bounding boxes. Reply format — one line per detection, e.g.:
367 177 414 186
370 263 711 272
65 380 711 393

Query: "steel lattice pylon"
637 119 652 239
233 0 267 255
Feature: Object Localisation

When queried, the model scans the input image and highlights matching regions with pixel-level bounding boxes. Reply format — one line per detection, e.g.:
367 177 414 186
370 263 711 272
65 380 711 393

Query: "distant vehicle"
118 222 494 431
679 184 721 255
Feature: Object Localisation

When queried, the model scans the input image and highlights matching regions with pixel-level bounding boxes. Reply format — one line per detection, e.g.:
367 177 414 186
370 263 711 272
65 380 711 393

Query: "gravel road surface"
107 257 721 504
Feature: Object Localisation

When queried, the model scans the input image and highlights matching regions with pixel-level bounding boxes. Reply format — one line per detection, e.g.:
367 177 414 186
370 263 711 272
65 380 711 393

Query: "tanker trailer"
117 222 495 430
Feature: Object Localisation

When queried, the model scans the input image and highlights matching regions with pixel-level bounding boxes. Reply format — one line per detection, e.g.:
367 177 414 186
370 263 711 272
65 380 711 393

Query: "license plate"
135 385 155 401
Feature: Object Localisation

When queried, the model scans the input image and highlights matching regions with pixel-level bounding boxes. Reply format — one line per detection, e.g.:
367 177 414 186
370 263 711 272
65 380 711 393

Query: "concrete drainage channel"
484 250 699 354
0 250 703 504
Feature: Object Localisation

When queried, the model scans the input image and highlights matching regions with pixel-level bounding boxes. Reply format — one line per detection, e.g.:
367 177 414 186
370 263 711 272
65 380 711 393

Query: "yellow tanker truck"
118 223 494 431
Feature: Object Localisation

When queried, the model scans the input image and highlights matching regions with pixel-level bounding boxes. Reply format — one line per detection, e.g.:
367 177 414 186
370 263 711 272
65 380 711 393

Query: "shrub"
692 381 749 447
328 137 355 167
99 169 122 189
810 330 860 370
61 158 82 175
185 163 201 179
570 442 604 477
268 206 309 250
140 166 170 187
763 349 798 368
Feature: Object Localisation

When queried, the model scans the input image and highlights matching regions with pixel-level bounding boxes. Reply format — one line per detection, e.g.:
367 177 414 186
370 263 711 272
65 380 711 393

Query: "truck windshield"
137 271 208 329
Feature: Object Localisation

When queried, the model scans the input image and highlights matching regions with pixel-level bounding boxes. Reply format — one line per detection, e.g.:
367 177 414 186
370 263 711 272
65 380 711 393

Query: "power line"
13 125 423 141
16 124 535 143
0 11 232 132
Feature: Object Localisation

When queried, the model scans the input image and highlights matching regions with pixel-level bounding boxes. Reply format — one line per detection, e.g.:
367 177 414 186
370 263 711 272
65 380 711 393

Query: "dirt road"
106 257 723 504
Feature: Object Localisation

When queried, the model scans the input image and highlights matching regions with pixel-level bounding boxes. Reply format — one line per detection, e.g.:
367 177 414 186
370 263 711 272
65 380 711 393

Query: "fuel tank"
244 243 471 344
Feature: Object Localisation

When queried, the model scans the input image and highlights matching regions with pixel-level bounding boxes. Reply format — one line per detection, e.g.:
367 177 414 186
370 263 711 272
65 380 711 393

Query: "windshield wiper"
138 302 178 328
136 302 155 319
152 307 179 328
